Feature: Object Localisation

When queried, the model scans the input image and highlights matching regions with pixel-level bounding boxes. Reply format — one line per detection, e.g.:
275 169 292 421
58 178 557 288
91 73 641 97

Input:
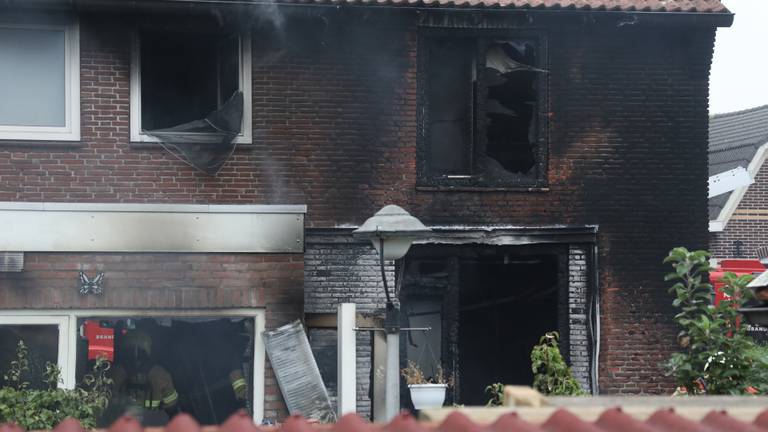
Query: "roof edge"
710 140 768 232
711 104 768 120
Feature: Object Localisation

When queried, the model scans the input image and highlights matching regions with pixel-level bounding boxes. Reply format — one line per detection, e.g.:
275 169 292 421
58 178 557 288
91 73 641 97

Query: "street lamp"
353 205 430 420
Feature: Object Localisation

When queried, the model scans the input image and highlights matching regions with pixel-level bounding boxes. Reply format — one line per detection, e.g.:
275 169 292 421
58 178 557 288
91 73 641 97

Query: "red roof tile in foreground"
271 0 728 13
5 408 768 432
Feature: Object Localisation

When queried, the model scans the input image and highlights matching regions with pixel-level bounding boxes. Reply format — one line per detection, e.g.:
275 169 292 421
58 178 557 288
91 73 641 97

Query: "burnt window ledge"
416 185 550 193
129 140 255 150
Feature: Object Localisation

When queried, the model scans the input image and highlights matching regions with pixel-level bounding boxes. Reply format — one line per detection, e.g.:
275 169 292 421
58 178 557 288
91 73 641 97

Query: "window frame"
0 21 80 141
0 309 266 423
416 28 549 190
129 30 253 144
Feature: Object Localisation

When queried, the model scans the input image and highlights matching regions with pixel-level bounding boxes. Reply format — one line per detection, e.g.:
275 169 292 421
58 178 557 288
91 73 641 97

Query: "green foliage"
485 382 504 406
0 341 112 429
664 247 766 394
530 331 586 396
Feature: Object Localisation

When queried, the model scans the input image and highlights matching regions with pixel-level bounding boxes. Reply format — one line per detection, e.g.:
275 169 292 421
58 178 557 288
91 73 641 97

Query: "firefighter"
111 329 179 425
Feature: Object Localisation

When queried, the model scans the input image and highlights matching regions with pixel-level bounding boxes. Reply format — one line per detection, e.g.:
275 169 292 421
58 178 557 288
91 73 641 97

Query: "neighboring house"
0 0 730 424
709 105 768 260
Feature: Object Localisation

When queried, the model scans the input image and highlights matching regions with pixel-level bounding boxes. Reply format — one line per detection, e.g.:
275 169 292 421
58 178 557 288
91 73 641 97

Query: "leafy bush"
0 341 112 429
530 331 586 395
484 382 504 406
664 247 767 394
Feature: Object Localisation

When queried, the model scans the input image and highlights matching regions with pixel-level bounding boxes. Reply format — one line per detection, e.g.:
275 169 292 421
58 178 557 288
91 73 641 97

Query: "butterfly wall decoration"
79 271 105 295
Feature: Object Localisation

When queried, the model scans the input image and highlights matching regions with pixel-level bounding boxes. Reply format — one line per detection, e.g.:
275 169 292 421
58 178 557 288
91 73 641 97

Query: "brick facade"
0 6 716 402
304 230 395 419
0 252 303 420
711 160 768 259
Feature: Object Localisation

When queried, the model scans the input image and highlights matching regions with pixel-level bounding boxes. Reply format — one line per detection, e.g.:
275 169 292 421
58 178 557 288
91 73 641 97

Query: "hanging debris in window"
144 91 243 176
484 40 547 177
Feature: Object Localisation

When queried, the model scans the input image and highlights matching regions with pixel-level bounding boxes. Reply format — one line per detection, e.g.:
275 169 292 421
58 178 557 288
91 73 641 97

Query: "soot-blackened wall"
0 9 714 395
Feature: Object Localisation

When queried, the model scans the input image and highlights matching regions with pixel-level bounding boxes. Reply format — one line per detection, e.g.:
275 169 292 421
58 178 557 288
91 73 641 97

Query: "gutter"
6 0 734 27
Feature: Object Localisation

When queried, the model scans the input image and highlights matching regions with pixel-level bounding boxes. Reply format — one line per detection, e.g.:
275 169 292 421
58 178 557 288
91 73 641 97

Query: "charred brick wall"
0 10 714 396
710 164 768 259
568 245 590 391
303 230 395 419
0 252 303 420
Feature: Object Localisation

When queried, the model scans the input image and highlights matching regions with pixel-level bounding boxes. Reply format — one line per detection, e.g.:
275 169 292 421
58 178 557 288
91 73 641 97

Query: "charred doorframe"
416 27 549 190
405 226 598 394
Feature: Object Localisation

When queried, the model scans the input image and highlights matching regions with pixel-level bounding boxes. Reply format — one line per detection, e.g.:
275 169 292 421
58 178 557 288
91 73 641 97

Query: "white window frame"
0 314 71 385
129 30 252 144
0 21 80 141
0 309 266 423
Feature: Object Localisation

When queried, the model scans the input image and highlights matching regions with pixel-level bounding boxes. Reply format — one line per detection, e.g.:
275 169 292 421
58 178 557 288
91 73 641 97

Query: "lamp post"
353 205 430 421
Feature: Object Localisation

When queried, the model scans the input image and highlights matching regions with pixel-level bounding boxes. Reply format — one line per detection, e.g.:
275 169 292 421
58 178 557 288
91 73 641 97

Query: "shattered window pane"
421 35 546 186
483 40 543 177
426 39 474 176
140 31 240 131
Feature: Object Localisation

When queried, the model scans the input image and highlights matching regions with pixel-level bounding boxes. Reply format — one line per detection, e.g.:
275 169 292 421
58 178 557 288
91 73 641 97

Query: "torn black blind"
145 91 243 176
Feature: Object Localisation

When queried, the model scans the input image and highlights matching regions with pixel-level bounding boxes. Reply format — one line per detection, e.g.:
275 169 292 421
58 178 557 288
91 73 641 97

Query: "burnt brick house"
709 105 768 260
0 0 729 425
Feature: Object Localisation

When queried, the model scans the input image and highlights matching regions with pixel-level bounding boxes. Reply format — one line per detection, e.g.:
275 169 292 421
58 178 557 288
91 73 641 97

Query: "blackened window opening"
140 31 240 131
427 39 474 176
484 41 540 176
421 34 547 187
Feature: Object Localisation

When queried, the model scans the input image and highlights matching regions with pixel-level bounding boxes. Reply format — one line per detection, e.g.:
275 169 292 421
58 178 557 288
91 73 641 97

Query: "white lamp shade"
373 237 415 261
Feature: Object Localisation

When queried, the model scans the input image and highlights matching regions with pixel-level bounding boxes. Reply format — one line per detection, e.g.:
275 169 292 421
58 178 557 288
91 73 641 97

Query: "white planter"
408 383 447 410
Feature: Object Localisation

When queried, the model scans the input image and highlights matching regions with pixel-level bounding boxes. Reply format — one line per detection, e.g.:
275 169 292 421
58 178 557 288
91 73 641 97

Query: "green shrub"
0 341 112 429
664 247 767 394
484 382 504 406
530 331 586 396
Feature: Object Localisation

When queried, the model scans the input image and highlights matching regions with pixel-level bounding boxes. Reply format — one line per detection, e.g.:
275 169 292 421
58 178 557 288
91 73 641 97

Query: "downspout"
589 242 600 394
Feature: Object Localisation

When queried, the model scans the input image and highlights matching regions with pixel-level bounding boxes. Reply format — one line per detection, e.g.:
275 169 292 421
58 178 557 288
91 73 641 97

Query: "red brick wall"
0 11 715 396
0 252 303 420
710 159 768 259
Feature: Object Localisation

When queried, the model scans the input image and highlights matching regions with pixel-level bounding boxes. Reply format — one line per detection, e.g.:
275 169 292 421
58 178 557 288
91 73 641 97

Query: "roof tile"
596 408 658 432
701 410 768 432
7 406 768 432
273 0 728 12
646 408 715 432
108 416 144 432
541 408 603 432
488 413 540 432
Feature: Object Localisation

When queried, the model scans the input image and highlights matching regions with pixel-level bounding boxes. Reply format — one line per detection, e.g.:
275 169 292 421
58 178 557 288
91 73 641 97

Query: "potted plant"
401 360 451 409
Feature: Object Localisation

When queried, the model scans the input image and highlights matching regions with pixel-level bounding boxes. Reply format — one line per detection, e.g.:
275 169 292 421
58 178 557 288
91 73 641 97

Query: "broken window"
419 33 547 187
76 316 256 427
130 28 252 174
138 31 240 131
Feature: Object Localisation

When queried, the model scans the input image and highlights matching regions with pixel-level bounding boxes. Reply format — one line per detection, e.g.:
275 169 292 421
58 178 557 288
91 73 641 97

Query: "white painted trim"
253 310 266 423
708 166 753 198
710 140 768 232
0 201 306 214
130 30 252 144
337 303 356 416
0 203 305 253
0 21 80 141
0 309 266 423
0 315 73 388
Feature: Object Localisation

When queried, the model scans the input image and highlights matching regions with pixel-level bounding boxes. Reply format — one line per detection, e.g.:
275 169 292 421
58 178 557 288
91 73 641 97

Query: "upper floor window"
130 28 252 144
417 31 548 189
0 21 80 141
